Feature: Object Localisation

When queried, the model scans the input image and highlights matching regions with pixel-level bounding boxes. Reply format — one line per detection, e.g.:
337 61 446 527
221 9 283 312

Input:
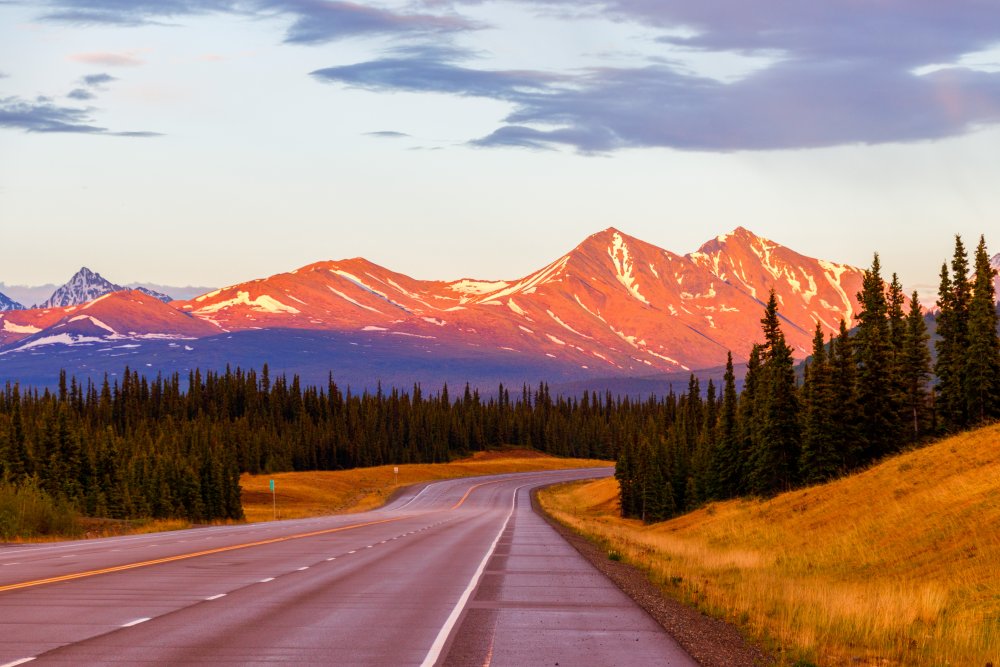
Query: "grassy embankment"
242 449 610 522
538 424 1000 666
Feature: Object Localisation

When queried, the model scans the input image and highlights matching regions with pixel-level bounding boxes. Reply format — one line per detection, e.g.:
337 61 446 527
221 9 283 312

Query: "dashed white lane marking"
0 657 36 667
122 618 151 628
3 563 20 566
259 577 275 583
347 550 357 554
326 557 336 561
60 555 75 559
206 594 226 601
297 567 309 571
366 545 373 549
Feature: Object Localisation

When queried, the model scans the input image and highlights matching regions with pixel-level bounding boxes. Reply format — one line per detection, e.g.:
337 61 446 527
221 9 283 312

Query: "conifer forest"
0 235 997 530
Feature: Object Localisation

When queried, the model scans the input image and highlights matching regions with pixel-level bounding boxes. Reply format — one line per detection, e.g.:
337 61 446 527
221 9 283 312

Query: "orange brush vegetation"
241 449 611 523
539 424 1000 666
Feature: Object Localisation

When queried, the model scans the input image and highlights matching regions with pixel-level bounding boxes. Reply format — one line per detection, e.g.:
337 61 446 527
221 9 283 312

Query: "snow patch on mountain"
608 232 650 306
326 286 385 314
69 315 116 334
196 291 300 315
2 320 40 334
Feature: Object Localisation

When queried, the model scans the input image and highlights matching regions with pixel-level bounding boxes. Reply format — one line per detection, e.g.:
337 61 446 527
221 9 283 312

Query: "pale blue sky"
2 1 999 302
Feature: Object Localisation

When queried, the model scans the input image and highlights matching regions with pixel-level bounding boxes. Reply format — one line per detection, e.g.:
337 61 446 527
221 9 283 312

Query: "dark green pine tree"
935 236 972 431
709 352 742 500
737 344 762 495
799 321 839 483
854 253 900 462
900 291 932 443
615 439 638 518
749 290 800 495
966 235 1000 424
829 320 862 470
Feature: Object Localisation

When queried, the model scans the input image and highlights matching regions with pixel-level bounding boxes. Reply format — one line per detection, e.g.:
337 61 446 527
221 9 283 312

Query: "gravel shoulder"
531 488 774 667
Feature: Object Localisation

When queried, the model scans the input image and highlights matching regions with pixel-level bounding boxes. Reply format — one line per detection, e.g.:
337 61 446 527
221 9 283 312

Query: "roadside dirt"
531 489 774 667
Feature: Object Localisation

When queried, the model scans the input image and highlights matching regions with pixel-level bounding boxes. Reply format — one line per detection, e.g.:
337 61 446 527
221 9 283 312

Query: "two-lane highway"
0 468 696 666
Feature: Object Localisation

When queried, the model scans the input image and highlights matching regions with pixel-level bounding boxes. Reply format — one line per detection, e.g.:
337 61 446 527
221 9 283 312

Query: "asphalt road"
0 468 696 666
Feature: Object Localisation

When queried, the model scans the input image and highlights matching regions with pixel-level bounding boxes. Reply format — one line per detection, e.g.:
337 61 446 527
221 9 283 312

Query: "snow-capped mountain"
174 227 866 372
36 268 172 308
1 228 876 390
0 291 23 312
1 290 217 351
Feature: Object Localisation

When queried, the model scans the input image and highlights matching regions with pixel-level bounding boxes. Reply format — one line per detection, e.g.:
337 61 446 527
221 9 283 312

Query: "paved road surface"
0 468 696 666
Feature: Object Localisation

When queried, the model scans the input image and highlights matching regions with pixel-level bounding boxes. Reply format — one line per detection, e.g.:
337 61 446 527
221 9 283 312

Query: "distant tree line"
0 237 996 529
617 234 1000 522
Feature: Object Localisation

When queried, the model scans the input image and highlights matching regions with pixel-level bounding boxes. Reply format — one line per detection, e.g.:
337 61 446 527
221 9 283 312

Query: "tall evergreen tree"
935 237 972 431
800 321 838 483
966 235 1000 424
749 290 800 495
709 353 742 499
829 320 861 470
854 253 900 461
900 291 932 443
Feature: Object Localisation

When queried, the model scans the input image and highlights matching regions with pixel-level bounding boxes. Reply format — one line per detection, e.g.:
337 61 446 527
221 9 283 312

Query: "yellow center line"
0 516 406 595
451 479 506 510
2 478 509 594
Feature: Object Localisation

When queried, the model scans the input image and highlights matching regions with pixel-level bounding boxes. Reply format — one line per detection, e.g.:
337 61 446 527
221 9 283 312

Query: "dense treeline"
617 234 1000 522
0 237 996 531
0 363 692 525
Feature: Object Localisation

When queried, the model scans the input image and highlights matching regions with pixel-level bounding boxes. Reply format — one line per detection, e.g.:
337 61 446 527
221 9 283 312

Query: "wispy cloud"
38 0 477 43
69 51 145 66
365 130 410 138
81 72 116 87
0 95 160 136
315 1 1000 152
66 87 95 100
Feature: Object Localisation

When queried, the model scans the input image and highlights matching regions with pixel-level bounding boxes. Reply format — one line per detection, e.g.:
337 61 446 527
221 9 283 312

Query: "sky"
2 1 1000 303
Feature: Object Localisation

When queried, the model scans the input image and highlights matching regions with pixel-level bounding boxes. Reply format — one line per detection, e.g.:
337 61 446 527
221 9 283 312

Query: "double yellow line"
0 478 505 595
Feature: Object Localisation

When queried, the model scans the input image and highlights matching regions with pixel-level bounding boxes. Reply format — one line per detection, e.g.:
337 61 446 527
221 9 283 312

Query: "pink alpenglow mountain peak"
1 228 868 375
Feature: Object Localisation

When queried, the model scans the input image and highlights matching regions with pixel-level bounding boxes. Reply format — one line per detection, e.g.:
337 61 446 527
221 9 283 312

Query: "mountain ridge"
1 228 875 390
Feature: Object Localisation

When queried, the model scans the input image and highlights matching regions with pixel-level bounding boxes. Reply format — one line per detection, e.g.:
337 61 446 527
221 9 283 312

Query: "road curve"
0 468 696 666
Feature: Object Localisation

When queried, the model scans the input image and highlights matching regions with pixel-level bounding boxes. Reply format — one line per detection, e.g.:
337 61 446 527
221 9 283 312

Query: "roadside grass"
241 449 611 522
538 424 1000 666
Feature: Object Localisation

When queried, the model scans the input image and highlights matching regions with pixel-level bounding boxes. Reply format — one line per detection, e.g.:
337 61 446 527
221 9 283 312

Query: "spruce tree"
749 290 800 495
854 253 900 461
709 353 741 499
901 291 932 443
800 321 838 483
966 235 1000 424
935 237 972 431
829 320 862 471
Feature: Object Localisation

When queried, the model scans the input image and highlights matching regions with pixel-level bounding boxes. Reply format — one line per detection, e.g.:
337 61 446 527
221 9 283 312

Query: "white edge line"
0 658 36 667
122 617 151 628
297 567 309 571
259 577 275 583
206 594 226 601
419 482 526 667
394 484 431 511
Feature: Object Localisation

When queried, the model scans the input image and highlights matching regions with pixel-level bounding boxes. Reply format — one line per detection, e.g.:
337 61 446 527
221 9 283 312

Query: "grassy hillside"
538 424 1000 666
241 449 611 522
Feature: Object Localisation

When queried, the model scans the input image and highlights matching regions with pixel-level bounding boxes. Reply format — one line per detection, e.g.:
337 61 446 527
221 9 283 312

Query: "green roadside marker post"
270 479 276 521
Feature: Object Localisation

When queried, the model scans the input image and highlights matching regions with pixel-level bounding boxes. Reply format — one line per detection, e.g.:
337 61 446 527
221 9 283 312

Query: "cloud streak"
37 0 477 43
69 51 145 66
0 96 161 136
317 0 1000 152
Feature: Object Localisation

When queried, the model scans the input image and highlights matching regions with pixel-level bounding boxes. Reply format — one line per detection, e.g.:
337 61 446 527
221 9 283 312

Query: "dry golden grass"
241 449 611 522
538 424 1000 666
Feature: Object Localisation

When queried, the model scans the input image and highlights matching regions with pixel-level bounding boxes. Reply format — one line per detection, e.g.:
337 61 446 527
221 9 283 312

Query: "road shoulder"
530 488 774 667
